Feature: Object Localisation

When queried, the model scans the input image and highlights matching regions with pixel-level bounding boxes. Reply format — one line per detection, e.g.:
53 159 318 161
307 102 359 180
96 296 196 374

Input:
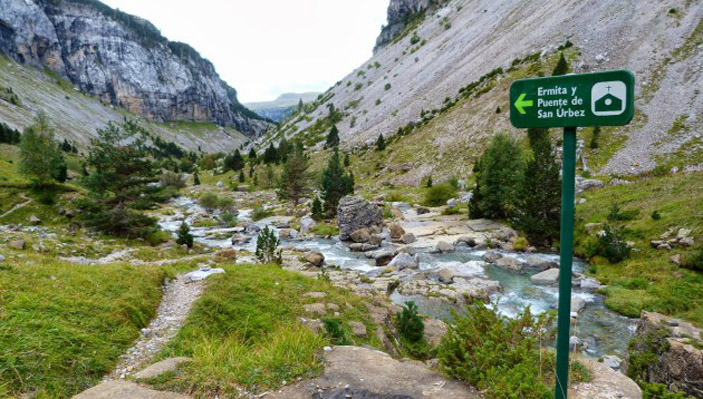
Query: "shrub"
145 230 172 246
160 171 186 188
442 205 462 215
396 301 424 343
219 212 238 227
199 193 234 212
176 222 194 248
607 203 640 221
596 224 631 263
255 226 281 265
251 206 273 221
682 248 703 272
423 183 457 207
311 197 323 221
322 318 350 345
437 301 555 399
513 236 529 252
651 210 661 220
384 83 392 91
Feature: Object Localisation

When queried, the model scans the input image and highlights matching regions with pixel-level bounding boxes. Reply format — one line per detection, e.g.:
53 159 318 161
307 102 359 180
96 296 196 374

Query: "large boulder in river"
337 196 384 241
388 223 405 241
388 252 419 270
531 268 560 285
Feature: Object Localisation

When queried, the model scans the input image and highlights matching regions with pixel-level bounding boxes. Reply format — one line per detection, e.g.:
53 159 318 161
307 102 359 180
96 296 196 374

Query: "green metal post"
555 126 577 399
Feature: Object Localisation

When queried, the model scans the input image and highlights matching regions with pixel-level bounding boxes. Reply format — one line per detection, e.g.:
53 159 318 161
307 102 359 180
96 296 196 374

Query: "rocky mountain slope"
275 0 702 178
0 56 250 153
245 92 320 122
0 0 268 137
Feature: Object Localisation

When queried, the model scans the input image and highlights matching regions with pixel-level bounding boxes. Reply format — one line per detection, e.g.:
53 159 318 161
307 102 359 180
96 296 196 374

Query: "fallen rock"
433 241 454 253
401 232 416 244
350 228 371 243
300 216 316 233
438 268 455 284
388 252 418 270
525 255 558 272
349 243 379 252
531 268 560 285
424 318 448 347
231 233 252 245
29 215 41 225
388 223 405 240
73 381 188 399
571 297 586 313
455 236 477 247
580 277 602 290
677 228 692 240
416 206 430 215
134 357 192 380
337 196 384 241
602 355 623 371
279 228 298 239
494 256 524 272
446 198 458 208
266 346 481 399
244 223 261 234
482 251 502 263
9 240 26 250
368 234 384 246
303 292 327 298
348 321 367 338
374 251 395 266
304 251 325 267
304 303 327 315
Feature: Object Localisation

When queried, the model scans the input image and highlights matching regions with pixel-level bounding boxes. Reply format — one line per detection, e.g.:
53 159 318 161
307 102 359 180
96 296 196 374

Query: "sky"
100 0 389 103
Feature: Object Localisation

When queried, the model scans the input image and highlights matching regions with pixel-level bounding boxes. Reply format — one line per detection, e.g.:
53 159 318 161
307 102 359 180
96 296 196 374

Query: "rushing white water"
160 197 637 357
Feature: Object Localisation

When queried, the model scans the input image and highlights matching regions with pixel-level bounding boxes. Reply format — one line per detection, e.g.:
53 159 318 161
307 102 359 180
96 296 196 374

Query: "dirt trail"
107 274 205 380
0 193 31 219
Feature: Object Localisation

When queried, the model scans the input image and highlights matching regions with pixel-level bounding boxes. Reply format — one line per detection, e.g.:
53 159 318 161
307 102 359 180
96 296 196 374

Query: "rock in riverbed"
531 268 560 285
337 196 384 241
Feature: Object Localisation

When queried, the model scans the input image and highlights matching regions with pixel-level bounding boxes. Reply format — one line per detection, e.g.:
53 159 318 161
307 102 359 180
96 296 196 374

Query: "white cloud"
100 0 389 102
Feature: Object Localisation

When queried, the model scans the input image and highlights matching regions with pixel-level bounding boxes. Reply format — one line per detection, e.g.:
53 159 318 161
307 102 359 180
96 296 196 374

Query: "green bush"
596 224 631 263
442 205 462 215
607 203 640 221
219 212 238 227
423 183 457 207
322 318 350 345
396 301 424 343
145 230 172 246
176 222 194 248
255 226 281 265
513 237 529 252
682 248 703 272
651 210 662 220
437 301 555 399
251 206 273 221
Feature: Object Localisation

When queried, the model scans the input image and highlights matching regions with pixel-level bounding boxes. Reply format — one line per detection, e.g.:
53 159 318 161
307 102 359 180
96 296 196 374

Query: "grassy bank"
0 258 172 398
151 264 382 397
575 172 702 325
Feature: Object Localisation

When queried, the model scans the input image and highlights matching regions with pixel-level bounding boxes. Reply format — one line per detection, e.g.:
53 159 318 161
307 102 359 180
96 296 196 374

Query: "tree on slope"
321 147 354 216
277 141 310 205
552 52 570 76
326 124 340 148
18 113 65 187
512 128 561 244
474 133 524 219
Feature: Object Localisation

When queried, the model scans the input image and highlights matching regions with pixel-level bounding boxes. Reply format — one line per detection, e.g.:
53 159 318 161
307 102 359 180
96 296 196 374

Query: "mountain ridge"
0 0 269 136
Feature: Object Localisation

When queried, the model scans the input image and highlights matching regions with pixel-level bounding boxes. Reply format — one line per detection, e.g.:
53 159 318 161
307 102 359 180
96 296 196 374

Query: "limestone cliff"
0 0 268 136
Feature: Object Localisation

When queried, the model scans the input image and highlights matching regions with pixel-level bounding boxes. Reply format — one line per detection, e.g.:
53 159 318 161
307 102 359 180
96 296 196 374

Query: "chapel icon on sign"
592 81 626 116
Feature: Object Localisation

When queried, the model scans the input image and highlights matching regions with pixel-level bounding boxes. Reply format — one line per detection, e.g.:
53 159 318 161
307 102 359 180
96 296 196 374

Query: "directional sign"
510 70 635 128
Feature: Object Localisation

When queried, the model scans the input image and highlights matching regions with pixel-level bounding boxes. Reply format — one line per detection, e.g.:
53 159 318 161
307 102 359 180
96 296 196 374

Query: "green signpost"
509 69 634 399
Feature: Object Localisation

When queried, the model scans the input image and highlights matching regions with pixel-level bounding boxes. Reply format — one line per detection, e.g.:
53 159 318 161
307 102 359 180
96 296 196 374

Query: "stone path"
107 274 205 380
59 249 135 265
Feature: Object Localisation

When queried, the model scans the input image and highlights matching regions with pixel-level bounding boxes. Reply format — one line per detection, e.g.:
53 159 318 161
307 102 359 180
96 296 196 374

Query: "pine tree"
277 142 310 204
589 126 601 149
298 98 304 113
512 128 561 244
53 156 68 183
78 120 159 238
225 149 245 171
278 138 291 163
552 52 570 76
311 197 323 221
256 226 282 265
263 143 278 164
468 159 484 219
320 147 354 216
343 152 350 167
193 171 201 186
176 222 194 248
476 133 524 219
18 113 65 187
426 175 433 188
376 133 386 151
248 147 257 162
326 124 340 148
238 169 245 183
